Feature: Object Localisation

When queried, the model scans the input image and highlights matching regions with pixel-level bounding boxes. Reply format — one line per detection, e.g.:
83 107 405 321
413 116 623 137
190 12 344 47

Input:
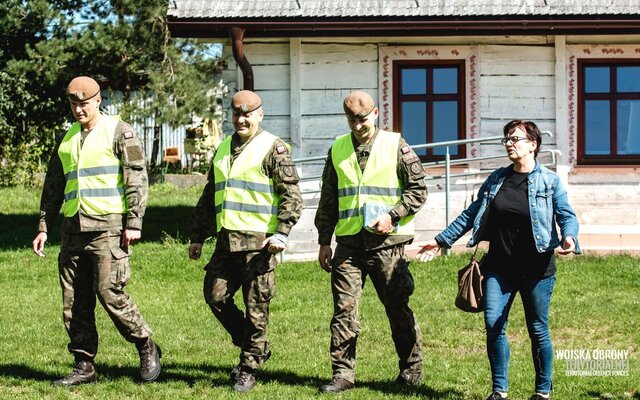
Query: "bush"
0 142 47 187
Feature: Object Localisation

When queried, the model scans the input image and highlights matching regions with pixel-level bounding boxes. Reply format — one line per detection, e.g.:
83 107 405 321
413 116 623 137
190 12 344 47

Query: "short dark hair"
503 119 542 158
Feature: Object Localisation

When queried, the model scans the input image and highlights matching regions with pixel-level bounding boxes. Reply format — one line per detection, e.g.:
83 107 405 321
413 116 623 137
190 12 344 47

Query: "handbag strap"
470 244 479 262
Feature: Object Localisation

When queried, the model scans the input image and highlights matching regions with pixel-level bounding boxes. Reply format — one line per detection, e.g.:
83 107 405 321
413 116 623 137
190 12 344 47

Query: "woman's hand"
415 239 441 262
557 236 576 255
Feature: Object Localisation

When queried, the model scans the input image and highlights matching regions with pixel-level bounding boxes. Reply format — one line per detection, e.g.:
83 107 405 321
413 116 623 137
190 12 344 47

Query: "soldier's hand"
32 232 48 257
318 245 333 272
369 214 394 234
415 239 440 262
121 229 141 248
189 243 203 260
260 233 288 254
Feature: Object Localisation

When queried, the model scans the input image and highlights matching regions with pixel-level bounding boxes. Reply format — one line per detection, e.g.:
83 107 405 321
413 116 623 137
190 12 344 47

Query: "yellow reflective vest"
213 131 282 234
331 130 414 236
58 115 126 217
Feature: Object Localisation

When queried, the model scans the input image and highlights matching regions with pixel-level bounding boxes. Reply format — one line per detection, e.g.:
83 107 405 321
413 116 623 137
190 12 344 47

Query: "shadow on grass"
588 390 640 399
0 362 464 397
355 378 465 398
0 205 196 250
0 363 60 381
0 213 59 250
0 361 231 386
260 368 465 398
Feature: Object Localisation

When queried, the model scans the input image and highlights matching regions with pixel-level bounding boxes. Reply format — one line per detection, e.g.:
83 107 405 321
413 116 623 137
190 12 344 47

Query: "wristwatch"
388 210 401 225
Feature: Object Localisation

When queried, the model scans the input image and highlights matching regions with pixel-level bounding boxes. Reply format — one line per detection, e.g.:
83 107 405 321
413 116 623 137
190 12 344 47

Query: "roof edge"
167 17 640 39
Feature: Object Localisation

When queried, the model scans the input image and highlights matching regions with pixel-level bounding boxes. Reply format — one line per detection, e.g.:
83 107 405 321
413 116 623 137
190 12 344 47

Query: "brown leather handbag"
455 246 484 313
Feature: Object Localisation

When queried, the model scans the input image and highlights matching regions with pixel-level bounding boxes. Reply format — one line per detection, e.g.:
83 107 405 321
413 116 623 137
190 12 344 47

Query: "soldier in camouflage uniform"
315 91 428 393
189 90 303 393
32 76 161 385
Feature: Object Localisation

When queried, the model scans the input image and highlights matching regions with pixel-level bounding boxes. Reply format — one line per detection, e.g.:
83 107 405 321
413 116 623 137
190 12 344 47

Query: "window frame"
578 58 640 165
392 59 466 161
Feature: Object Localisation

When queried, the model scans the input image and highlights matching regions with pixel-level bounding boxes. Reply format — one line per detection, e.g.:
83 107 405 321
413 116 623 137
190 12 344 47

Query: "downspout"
229 27 254 91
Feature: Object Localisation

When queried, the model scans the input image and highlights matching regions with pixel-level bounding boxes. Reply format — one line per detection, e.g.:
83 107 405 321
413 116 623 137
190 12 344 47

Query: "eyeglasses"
500 136 529 145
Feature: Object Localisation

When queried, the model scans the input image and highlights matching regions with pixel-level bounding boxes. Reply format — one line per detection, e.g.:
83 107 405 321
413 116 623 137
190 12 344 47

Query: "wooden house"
168 0 640 256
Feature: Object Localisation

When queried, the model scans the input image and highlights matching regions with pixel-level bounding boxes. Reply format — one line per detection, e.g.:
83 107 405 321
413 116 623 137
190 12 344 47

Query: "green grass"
0 185 638 399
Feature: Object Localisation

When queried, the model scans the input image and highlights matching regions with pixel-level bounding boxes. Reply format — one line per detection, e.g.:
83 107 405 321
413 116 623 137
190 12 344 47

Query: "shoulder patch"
283 165 295 177
276 145 287 154
123 131 134 139
410 161 424 175
401 146 410 154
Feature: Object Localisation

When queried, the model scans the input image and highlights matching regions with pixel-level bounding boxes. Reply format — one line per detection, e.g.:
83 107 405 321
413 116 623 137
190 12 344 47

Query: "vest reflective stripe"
332 130 414 236
58 115 126 217
64 187 125 201
215 201 278 215
338 207 361 220
64 165 123 182
337 186 403 197
214 179 275 194
212 131 282 233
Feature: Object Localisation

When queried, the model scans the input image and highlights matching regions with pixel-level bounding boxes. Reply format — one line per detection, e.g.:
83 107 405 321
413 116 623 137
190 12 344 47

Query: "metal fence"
100 94 191 167
292 131 559 228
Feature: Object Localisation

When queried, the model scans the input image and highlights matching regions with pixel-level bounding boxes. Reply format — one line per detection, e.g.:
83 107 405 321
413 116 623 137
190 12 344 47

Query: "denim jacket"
435 160 581 254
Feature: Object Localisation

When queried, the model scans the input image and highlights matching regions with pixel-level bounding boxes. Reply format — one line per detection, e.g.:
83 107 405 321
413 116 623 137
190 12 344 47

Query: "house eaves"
167 0 640 38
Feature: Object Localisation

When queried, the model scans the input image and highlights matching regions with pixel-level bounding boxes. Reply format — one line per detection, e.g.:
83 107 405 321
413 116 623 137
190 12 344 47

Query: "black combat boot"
395 369 423 386
53 361 97 386
232 369 256 392
136 338 162 382
230 350 271 382
318 377 355 393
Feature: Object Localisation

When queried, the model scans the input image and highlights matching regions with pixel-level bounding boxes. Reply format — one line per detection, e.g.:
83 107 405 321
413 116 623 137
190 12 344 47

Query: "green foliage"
0 0 220 186
0 142 48 187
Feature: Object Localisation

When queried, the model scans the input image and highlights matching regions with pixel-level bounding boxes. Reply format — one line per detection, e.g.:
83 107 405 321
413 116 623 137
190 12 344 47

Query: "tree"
0 0 220 185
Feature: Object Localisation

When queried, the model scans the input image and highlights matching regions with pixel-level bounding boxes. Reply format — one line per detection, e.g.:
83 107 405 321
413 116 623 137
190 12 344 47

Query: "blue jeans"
484 271 556 394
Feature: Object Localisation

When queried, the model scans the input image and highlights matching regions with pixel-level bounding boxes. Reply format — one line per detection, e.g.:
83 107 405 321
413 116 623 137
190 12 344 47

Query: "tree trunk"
151 125 161 168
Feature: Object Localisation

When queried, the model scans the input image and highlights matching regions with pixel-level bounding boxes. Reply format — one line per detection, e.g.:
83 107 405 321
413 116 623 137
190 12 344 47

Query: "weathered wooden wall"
215 35 640 257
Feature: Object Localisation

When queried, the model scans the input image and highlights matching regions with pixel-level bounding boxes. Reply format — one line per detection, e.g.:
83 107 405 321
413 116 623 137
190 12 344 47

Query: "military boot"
136 338 162 382
318 377 355 393
53 361 97 386
230 350 271 382
232 369 256 393
395 369 423 386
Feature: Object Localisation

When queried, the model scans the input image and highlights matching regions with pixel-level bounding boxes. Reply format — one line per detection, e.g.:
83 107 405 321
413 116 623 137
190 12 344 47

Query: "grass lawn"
0 184 638 399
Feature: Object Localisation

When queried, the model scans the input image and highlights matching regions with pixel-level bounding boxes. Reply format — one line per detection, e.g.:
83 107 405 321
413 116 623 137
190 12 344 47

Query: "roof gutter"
168 18 640 38
229 27 254 91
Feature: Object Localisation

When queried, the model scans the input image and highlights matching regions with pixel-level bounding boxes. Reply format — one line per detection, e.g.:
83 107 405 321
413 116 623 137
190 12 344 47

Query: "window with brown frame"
578 59 640 165
392 60 466 161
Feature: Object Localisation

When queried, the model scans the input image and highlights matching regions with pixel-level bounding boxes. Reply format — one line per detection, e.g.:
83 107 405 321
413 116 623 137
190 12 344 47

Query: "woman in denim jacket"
417 120 580 400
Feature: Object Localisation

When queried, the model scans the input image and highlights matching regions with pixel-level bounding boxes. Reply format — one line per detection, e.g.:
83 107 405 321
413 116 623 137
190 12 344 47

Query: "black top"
483 169 555 281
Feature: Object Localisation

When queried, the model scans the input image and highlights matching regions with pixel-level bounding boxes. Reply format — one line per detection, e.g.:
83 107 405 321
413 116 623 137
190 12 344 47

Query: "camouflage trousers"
58 231 152 359
203 247 277 371
329 243 423 383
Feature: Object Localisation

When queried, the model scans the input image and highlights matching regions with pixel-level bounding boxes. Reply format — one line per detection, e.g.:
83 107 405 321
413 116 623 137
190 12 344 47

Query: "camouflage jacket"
190 129 303 252
314 128 428 250
37 119 148 234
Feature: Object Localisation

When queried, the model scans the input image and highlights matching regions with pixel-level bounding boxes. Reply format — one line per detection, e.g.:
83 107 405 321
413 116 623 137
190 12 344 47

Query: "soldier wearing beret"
32 76 161 385
315 91 428 393
189 90 303 392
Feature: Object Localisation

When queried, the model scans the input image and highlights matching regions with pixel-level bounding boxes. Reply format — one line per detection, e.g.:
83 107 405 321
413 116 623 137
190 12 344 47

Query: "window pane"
584 100 610 155
401 69 426 95
617 66 640 93
433 68 458 94
401 101 427 156
433 101 458 156
617 100 640 155
585 67 610 93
